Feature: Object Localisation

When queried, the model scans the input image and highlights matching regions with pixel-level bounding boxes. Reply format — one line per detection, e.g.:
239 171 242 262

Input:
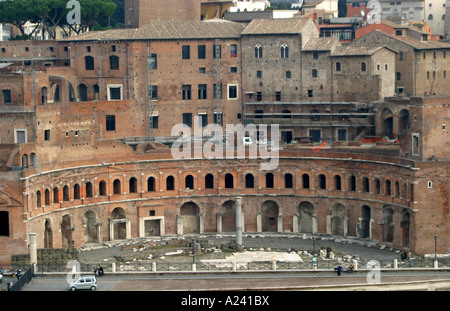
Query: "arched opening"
382 206 394 243
334 175 341 190
318 174 326 189
78 84 88 101
399 109 410 131
166 175 175 190
44 219 53 248
381 108 394 139
205 174 214 189
302 174 310 189
61 214 72 248
362 177 370 192
36 191 41 208
93 84 100 100
331 203 345 236
147 177 155 191
22 154 28 168
30 153 36 166
254 44 263 58
111 207 127 240
129 177 137 193
53 187 59 204
44 189 50 205
374 178 381 194
180 202 200 234
265 173 274 188
185 175 194 189
86 182 93 197
113 179 121 194
84 210 97 243
99 181 107 196
349 175 356 191
298 201 314 233
385 180 391 196
262 200 279 232
395 181 400 198
73 183 80 199
280 44 289 58
285 173 293 188
62 185 69 201
221 200 236 232
41 87 48 103
68 82 76 102
225 173 234 188
245 173 254 188
361 205 371 238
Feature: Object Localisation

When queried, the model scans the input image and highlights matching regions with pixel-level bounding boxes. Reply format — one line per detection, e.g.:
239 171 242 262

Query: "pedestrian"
336 264 343 276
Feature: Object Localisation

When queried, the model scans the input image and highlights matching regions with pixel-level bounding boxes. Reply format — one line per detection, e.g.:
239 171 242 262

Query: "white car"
68 275 98 291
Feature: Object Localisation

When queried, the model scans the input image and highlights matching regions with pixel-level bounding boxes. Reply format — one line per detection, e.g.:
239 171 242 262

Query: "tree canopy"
0 0 117 39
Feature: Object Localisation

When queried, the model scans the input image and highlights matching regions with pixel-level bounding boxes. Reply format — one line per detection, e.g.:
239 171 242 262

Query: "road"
20 271 450 291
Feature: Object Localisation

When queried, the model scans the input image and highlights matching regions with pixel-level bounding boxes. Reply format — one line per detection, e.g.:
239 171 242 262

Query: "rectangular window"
14 129 26 144
106 115 116 131
256 91 262 101
151 85 158 100
214 112 223 125
152 116 159 129
213 44 221 59
198 45 206 59
313 52 318 59
199 113 208 127
112 45 116 52
44 129 50 141
308 90 313 97
0 211 9 237
183 113 192 127
286 71 291 79
199 67 206 74
182 85 192 100
228 85 238 99
150 53 157 69
275 91 281 101
256 70 262 78
230 44 237 57
412 133 419 155
2 90 11 104
87 46 91 52
108 85 122 100
198 84 207 99
182 45 190 59
230 67 237 73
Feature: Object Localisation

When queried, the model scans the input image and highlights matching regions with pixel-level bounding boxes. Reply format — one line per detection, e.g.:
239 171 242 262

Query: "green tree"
0 0 49 36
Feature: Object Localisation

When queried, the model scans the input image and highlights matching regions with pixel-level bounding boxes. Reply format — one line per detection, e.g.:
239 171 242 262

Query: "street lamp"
192 238 195 264
435 235 438 262
72 239 75 260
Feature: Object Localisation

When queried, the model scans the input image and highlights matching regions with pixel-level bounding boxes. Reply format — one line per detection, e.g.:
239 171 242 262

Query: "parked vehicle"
68 275 98 291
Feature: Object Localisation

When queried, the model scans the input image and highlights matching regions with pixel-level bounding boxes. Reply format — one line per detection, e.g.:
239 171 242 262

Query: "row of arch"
32 171 414 208
40 200 412 250
254 44 289 59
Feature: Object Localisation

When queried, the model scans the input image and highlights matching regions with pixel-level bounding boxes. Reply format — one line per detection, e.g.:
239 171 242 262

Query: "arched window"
36 191 41 208
225 173 234 188
78 84 88 101
86 182 93 197
336 62 341 71
30 153 36 166
22 154 28 168
93 84 100 100
362 177 370 192
302 174 310 189
428 14 433 20
385 180 391 196
185 175 194 189
147 177 155 191
265 173 274 188
73 184 80 199
254 44 263 58
205 174 214 189
113 179 121 194
62 185 69 201
44 189 50 205
312 69 318 78
318 174 326 189
245 173 254 188
334 175 341 190
280 44 289 58
85 56 94 70
109 55 119 70
361 62 366 72
285 173 293 188
129 177 137 193
166 176 175 190
349 175 356 191
99 181 106 196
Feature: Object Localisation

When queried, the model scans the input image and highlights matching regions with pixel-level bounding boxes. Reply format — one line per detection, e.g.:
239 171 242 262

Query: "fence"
8 263 34 291
26 258 450 274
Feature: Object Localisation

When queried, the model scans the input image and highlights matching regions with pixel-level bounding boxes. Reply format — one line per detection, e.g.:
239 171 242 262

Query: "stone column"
126 219 131 239
326 215 332 235
177 215 183 235
199 213 205 234
312 214 318 234
257 212 262 232
293 213 299 233
29 233 37 272
344 216 349 236
235 197 243 251
97 223 103 243
216 213 222 234
277 214 283 233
